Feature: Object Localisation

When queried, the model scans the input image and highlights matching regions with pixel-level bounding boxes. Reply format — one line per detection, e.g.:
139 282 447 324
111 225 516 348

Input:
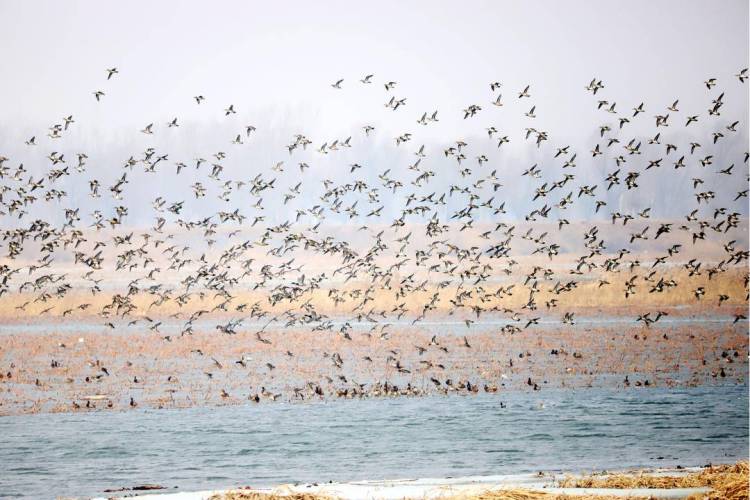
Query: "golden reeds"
453 491 647 500
0 265 745 319
558 461 748 500
209 492 333 500
209 490 638 500
208 462 749 500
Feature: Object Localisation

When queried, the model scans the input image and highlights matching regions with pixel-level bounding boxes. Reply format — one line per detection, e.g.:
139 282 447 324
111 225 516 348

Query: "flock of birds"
1 66 748 407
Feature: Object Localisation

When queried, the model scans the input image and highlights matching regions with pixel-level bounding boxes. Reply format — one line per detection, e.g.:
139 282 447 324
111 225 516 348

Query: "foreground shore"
89 462 747 500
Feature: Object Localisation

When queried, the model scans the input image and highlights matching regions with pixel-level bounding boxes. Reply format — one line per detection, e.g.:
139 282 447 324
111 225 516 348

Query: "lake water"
1 384 747 499
0 314 739 336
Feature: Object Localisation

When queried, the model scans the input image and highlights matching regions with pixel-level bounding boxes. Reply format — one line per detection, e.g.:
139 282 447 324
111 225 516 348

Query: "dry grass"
447 490 648 500
0 264 746 320
559 461 748 500
209 493 333 500
1 315 746 415
209 490 643 500
208 462 749 500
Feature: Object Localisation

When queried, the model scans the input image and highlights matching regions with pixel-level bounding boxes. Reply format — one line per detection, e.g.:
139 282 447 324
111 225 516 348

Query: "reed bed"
209 492 332 500
447 490 646 500
210 490 640 500
209 461 748 500
558 461 748 500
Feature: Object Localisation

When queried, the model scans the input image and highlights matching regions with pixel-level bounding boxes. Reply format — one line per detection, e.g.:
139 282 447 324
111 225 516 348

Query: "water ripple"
0 384 746 499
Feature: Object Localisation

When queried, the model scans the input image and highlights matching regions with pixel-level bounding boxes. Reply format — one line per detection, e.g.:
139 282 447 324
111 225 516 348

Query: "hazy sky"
0 0 747 226
1 1 747 126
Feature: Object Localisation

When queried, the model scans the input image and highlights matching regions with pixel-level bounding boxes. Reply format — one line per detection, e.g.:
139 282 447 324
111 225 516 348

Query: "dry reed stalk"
469 492 649 500
209 492 333 500
558 461 748 500
212 491 645 500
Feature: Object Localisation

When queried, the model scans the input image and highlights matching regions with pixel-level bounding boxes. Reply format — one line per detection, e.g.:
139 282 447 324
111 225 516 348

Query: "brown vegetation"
0 311 746 415
208 462 749 500
559 462 749 500
210 493 333 500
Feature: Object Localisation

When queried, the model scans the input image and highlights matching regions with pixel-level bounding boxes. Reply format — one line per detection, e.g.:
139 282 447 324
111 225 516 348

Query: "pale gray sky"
1 1 747 128
0 0 747 226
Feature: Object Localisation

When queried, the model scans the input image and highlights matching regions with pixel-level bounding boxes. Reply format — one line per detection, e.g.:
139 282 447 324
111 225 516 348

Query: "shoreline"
87 462 748 500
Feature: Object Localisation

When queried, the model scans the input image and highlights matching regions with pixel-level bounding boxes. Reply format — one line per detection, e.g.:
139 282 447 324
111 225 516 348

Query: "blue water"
1 385 747 499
